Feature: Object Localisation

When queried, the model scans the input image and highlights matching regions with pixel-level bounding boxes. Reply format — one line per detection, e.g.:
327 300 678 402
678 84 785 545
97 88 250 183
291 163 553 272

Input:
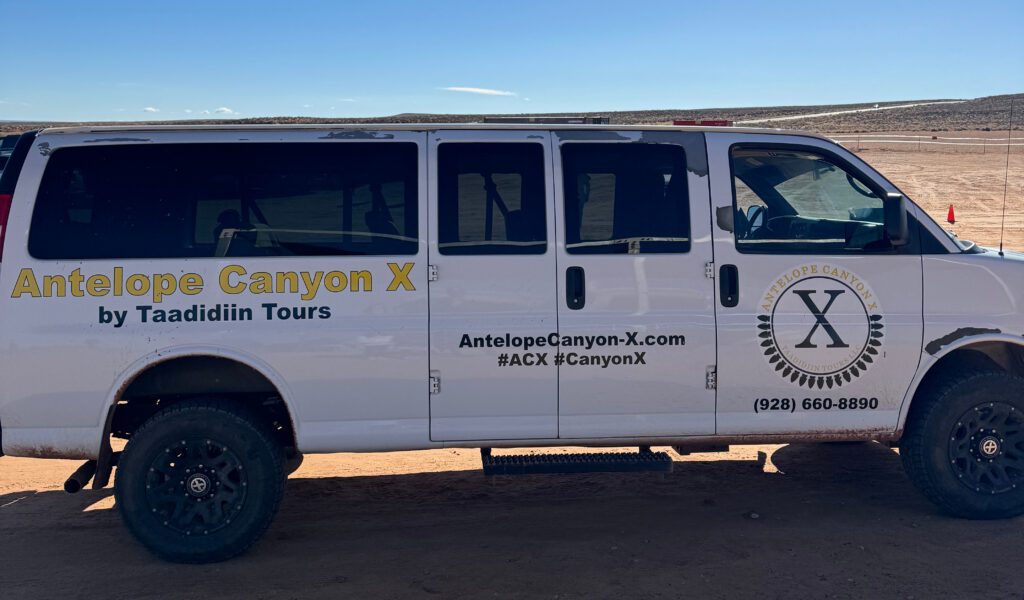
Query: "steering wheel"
766 215 802 236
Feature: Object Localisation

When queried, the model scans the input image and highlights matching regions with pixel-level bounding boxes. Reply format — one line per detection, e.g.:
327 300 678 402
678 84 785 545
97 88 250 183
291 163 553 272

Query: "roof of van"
36 123 831 141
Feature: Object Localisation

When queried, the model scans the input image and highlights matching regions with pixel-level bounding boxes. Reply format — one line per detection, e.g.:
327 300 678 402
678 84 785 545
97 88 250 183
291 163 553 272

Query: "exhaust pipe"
64 460 97 494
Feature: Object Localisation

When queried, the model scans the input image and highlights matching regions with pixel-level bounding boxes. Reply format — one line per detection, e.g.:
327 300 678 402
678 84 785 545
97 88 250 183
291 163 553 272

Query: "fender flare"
98 344 300 449
896 331 1024 433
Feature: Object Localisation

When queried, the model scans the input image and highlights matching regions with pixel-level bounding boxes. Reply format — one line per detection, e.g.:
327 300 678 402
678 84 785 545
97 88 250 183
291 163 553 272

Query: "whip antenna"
998 97 1014 256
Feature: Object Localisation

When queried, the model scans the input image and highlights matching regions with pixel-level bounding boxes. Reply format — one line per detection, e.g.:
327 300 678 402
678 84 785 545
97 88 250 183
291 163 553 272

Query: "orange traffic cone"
947 204 956 225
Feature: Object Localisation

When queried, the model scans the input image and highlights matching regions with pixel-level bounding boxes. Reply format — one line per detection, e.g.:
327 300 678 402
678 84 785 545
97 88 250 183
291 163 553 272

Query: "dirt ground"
4 444 1024 600
3 139 1024 600
850 137 1024 251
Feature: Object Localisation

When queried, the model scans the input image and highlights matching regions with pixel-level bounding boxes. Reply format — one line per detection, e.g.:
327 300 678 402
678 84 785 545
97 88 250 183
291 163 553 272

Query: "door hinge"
705 366 717 390
428 264 439 282
705 261 715 279
429 374 441 394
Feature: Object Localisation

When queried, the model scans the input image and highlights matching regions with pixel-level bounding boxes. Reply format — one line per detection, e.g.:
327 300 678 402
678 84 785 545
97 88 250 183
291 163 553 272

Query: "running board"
480 448 673 476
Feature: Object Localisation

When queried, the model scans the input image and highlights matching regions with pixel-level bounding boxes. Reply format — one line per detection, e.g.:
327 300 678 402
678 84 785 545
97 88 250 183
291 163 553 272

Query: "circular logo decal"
757 264 883 389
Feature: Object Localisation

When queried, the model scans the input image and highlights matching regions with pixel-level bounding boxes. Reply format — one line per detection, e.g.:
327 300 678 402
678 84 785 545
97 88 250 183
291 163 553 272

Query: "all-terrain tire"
901 369 1024 519
115 399 285 563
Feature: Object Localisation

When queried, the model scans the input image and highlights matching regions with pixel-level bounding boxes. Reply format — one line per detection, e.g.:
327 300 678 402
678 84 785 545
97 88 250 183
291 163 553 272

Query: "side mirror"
716 205 734 232
884 193 909 246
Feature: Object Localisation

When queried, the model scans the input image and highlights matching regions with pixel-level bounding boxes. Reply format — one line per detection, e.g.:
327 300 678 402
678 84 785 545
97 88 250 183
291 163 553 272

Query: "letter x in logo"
792 289 849 349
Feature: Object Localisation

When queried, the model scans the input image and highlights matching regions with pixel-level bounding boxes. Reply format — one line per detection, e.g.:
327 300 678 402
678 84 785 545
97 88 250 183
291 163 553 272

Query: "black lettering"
793 289 849 348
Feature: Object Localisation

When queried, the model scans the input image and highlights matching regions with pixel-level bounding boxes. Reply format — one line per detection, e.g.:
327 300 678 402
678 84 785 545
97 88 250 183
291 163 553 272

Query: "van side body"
2 124 1022 561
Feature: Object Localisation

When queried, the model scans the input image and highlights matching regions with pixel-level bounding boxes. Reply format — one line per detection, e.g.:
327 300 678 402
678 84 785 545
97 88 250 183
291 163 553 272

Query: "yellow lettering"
68 269 85 297
126 274 150 297
180 273 203 295
350 270 372 292
86 274 111 296
152 274 177 303
10 268 41 298
220 265 246 294
275 272 299 294
250 271 273 294
387 262 415 291
324 271 348 292
300 271 323 301
42 275 66 297
113 267 124 296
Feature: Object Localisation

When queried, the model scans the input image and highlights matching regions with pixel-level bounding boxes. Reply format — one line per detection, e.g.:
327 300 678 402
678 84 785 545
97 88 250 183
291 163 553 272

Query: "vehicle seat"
212 209 261 256
213 209 242 241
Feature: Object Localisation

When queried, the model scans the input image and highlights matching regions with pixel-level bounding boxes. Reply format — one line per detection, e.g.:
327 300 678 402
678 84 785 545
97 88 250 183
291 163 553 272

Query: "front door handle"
566 266 585 310
720 264 739 307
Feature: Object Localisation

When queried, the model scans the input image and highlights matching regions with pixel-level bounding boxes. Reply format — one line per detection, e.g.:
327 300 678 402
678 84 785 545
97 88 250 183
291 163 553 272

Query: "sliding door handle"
720 264 739 307
566 266 585 310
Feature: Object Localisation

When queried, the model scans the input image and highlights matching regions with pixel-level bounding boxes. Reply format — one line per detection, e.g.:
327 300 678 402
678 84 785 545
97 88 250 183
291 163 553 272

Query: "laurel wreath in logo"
757 313 884 389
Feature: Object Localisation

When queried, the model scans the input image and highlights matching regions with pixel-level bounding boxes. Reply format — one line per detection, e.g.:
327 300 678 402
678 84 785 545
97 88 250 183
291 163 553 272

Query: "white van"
1 124 1022 562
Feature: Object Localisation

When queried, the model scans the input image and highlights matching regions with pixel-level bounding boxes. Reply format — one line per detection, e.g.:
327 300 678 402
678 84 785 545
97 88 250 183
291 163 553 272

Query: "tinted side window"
29 142 418 259
561 143 690 254
437 143 547 255
730 146 888 253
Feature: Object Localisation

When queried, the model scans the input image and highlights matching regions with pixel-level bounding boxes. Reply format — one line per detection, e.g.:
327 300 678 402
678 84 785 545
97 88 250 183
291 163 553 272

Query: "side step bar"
481 447 673 476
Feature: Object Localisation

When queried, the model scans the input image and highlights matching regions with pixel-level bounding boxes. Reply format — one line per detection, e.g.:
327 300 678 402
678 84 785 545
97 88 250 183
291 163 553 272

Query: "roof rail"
482 116 610 124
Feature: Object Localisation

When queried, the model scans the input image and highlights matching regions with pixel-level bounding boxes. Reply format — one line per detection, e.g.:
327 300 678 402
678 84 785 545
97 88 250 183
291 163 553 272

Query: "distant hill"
3 93 1021 136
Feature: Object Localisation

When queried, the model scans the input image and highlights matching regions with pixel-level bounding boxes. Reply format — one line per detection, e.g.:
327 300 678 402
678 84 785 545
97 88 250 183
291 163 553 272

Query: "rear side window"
561 143 690 254
437 143 547 255
29 142 419 259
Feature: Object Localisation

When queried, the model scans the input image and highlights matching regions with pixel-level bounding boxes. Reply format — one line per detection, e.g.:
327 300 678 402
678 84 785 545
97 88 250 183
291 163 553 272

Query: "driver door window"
730 146 888 253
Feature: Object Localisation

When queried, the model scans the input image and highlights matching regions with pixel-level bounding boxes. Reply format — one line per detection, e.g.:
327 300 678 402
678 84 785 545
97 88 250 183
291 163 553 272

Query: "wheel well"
907 341 1024 427
109 356 296 452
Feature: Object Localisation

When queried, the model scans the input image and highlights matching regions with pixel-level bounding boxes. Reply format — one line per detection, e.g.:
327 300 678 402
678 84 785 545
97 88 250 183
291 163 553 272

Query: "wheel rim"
144 438 248 536
948 402 1024 494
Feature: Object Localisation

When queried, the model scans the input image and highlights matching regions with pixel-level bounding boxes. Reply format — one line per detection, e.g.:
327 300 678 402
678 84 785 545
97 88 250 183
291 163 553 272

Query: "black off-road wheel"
902 370 1024 518
115 399 285 563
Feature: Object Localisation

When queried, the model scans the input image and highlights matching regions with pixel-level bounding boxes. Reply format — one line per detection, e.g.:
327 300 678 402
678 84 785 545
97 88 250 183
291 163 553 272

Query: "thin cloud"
214 107 236 115
184 109 193 114
143 106 160 113
442 86 515 97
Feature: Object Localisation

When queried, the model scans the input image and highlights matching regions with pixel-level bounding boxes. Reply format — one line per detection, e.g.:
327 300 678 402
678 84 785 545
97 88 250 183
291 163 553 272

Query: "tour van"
1 123 1022 562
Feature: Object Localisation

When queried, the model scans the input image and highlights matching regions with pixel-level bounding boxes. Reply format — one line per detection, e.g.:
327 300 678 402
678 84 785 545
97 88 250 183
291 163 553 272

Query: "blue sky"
1 0 1022 121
